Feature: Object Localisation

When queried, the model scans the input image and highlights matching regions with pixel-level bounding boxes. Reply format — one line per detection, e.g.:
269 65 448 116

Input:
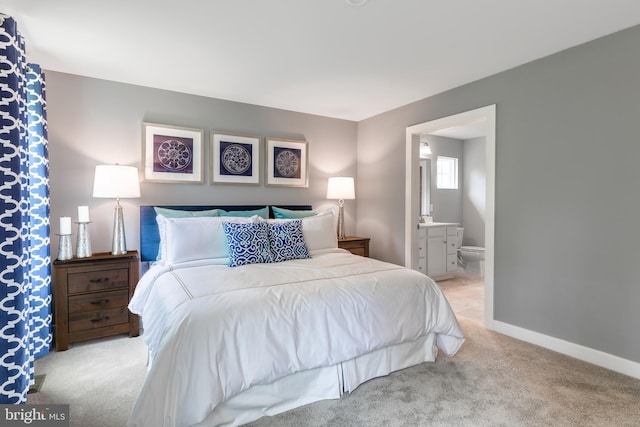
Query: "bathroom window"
436 156 458 189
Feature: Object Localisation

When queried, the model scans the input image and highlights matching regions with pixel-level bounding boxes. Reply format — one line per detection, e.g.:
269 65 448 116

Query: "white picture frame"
211 132 260 185
265 138 308 187
142 122 204 184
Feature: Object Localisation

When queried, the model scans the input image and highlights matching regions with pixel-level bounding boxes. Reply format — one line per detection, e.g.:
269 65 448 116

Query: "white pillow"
267 208 337 252
156 215 259 264
267 209 338 252
290 209 337 252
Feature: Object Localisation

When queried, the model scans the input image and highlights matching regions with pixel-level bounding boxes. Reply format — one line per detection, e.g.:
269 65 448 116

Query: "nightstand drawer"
68 306 129 332
338 237 370 257
68 289 129 315
346 246 367 256
68 268 129 294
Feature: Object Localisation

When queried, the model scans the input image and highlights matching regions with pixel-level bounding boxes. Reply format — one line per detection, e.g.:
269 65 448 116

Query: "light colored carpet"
28 318 640 427
28 334 148 427
249 317 640 426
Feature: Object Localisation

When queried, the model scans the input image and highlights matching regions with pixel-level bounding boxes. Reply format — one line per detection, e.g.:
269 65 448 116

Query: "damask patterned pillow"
223 221 273 267
268 220 311 263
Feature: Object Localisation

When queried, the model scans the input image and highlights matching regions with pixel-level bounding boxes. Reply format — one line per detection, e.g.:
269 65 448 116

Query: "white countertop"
418 222 459 228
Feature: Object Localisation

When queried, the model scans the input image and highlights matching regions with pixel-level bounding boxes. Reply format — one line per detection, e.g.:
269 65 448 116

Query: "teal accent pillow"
223 221 273 267
219 207 269 219
154 207 220 218
272 206 317 219
268 220 310 262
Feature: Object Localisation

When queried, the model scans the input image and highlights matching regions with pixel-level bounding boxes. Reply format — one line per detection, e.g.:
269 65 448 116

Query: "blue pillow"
223 221 273 267
219 207 269 219
272 206 317 219
154 207 220 218
268 220 311 262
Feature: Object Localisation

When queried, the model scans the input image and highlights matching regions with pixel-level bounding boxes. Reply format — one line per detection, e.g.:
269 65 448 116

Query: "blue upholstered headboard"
140 205 313 262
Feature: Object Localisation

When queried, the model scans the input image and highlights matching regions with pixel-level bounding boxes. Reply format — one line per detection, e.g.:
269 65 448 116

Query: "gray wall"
46 72 357 255
45 24 640 365
462 136 486 247
357 25 640 363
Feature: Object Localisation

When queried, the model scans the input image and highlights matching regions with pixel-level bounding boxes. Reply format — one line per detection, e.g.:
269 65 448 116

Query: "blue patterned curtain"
0 14 51 404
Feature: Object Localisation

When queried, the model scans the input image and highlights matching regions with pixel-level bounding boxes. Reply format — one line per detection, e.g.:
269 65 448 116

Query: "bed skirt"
195 333 438 426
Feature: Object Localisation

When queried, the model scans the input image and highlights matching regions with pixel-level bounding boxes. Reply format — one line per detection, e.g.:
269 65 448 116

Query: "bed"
127 205 464 426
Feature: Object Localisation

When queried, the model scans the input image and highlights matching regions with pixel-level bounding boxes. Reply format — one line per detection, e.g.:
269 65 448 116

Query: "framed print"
266 138 308 187
211 132 260 185
142 122 204 184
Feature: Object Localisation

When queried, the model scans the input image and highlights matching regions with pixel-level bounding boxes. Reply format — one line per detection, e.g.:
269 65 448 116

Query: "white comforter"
128 249 464 426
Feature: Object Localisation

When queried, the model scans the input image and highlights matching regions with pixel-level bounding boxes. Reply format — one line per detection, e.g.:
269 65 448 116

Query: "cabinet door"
446 226 458 255
416 229 427 274
417 255 427 274
427 236 446 277
446 254 459 273
445 226 459 273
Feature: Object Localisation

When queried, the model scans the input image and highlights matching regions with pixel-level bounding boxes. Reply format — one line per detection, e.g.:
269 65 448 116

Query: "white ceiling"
2 0 640 121
428 118 488 140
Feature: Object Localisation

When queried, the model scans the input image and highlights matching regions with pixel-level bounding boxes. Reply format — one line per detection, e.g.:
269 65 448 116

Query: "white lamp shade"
326 177 355 200
93 165 141 198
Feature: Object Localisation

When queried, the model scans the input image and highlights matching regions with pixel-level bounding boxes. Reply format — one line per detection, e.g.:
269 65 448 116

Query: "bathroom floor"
436 274 484 323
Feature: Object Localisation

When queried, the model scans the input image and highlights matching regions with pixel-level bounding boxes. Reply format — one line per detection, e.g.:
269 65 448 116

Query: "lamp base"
111 202 127 255
337 200 346 240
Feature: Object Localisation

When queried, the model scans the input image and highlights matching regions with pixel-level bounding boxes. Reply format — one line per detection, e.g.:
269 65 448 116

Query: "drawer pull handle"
90 299 110 305
89 278 109 284
90 315 110 323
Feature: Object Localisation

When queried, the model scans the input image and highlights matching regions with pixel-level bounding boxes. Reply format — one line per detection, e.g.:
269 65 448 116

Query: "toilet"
456 227 485 277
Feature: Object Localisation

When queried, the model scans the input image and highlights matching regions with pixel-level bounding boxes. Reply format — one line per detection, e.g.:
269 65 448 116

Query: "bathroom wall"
425 134 485 247
462 136 486 247
425 135 463 224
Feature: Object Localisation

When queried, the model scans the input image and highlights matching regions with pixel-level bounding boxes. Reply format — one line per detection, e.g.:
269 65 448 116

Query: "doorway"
405 105 495 329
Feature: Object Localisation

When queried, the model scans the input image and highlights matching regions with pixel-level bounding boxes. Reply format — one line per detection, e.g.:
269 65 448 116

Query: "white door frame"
405 105 496 328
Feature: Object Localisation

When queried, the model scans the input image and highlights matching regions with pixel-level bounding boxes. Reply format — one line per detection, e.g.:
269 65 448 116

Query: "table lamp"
326 176 355 240
93 164 141 255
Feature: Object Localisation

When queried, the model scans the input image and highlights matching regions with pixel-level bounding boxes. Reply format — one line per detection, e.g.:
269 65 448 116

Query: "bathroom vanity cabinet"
417 223 458 280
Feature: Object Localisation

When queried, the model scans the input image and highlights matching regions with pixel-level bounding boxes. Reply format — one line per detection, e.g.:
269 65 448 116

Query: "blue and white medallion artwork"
220 141 252 176
211 133 260 184
143 123 204 183
266 138 308 187
0 14 51 404
273 147 301 179
154 135 194 173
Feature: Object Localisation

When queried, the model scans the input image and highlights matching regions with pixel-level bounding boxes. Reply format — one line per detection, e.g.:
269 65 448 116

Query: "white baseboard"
492 320 640 380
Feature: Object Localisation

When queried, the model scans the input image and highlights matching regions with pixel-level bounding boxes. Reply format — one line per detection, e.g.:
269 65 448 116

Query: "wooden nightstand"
338 236 370 257
53 251 140 351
